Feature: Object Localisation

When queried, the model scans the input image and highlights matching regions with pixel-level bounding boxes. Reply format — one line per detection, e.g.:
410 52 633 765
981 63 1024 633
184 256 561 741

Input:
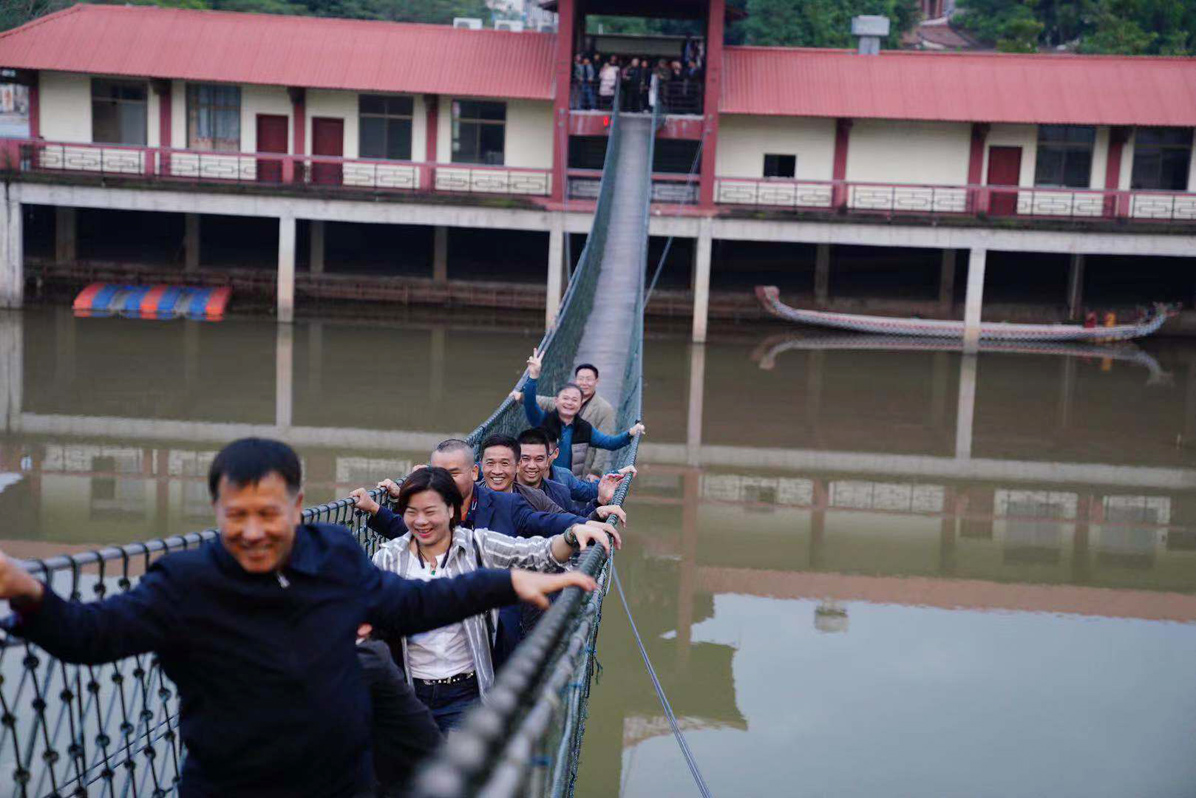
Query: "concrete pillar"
1058 355 1077 430
0 194 23 309
307 320 323 399
310 220 325 276
676 468 700 669
54 207 76 263
183 319 200 387
691 217 713 343
545 216 565 326
430 326 446 407
685 342 706 467
277 215 296 324
184 213 200 272
275 324 294 428
939 249 956 315
955 354 978 460
432 225 448 283
1066 253 1085 321
0 309 23 432
814 243 831 305
963 247 987 354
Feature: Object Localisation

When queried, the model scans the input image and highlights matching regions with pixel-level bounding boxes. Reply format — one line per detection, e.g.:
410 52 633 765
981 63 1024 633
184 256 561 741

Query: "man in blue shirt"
0 438 592 798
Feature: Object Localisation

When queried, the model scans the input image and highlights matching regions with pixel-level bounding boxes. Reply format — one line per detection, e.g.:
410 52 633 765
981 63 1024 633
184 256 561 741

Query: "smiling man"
533 363 616 477
479 433 564 513
0 437 594 798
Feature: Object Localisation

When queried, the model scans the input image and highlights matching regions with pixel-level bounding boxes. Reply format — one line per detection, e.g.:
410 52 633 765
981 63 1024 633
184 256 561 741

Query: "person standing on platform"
0 437 593 798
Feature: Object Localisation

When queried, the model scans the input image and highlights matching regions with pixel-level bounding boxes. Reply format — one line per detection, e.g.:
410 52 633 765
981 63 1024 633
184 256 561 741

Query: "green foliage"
958 0 1196 54
732 0 920 48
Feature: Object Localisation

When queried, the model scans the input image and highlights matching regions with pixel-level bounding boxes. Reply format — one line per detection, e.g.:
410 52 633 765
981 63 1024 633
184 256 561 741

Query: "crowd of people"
0 360 646 797
572 38 707 113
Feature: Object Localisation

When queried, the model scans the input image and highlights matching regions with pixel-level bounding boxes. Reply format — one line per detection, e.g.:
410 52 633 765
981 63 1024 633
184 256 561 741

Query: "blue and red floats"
73 283 232 320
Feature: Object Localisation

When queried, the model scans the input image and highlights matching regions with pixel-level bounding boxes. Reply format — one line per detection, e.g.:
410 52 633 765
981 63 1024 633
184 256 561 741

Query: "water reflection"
2 308 1196 796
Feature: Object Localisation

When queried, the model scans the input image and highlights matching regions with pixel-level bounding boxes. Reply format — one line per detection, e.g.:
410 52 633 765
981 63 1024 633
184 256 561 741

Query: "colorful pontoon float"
73 283 232 320
756 286 1172 343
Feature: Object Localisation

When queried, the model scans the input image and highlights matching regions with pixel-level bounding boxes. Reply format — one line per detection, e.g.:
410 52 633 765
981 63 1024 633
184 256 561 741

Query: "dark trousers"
413 676 480 734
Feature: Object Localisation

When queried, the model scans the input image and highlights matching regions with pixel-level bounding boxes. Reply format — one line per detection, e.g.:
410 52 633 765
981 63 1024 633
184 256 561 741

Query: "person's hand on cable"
510 569 596 610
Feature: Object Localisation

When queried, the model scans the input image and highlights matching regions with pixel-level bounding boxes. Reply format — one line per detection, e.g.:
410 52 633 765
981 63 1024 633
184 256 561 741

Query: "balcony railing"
568 168 699 204
570 78 703 115
715 177 1196 223
2 139 552 198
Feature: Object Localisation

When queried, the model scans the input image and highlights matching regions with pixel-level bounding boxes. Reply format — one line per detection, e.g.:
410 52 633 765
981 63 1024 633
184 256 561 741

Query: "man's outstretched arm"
0 551 176 664
365 565 595 635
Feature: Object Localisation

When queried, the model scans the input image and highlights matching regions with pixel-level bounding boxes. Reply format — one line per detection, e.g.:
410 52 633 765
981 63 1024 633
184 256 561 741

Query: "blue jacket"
552 465 599 504
7 524 516 798
367 481 584 541
539 475 596 517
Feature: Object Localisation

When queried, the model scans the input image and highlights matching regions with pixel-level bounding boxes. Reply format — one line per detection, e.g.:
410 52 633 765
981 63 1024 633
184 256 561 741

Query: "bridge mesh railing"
0 497 388 798
1 88 647 798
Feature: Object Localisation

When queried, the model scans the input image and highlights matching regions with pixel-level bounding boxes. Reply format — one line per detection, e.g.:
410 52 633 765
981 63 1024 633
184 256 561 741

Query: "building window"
91 79 147 145
359 95 413 160
1034 125 1095 188
763 154 796 178
1131 128 1192 191
186 84 241 152
452 100 505 165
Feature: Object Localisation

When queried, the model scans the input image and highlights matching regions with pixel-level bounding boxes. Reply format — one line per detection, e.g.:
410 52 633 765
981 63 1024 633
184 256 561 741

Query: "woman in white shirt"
368 465 619 732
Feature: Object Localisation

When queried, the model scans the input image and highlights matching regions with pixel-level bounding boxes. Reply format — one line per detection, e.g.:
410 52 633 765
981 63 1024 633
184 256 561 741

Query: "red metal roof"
0 4 555 100
721 46 1196 126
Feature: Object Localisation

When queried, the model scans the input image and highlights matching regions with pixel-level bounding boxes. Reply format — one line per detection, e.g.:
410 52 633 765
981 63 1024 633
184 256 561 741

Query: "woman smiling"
370 466 619 732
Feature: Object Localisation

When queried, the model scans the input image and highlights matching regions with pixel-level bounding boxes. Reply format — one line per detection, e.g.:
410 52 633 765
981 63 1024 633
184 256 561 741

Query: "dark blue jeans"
413 676 480 734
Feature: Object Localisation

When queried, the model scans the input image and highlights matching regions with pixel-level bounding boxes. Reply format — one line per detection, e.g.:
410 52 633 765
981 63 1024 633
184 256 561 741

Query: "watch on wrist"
564 527 580 550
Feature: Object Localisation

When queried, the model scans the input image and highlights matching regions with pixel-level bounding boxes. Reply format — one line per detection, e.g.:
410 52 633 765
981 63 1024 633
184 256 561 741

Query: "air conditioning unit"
537 22 558 32
453 17 483 29
495 19 524 32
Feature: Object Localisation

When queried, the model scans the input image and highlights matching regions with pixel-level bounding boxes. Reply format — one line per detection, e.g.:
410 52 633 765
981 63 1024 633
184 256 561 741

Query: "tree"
733 0 919 48
958 0 1196 54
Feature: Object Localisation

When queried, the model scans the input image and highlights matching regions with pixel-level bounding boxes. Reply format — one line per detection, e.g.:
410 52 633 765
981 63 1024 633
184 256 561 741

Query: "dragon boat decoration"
755 286 1174 343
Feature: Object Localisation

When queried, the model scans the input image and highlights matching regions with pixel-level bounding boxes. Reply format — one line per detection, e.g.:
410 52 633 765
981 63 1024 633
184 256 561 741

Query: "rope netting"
2 88 651 797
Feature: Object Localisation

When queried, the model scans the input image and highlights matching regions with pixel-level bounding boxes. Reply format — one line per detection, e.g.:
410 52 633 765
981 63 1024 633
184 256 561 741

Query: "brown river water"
1 307 1194 797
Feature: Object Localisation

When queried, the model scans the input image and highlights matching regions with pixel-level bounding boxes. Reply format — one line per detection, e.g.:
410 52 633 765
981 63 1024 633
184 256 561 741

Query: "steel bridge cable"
611 562 714 798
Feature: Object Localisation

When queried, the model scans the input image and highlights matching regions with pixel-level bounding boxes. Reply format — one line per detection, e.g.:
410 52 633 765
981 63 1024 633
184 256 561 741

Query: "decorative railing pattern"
4 141 551 199
716 176 1196 222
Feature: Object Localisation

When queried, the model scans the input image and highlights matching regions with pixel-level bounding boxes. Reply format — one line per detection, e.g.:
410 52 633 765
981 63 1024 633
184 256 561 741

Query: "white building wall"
846 119 971 185
982 124 1038 187
715 115 836 179
39 71 92 143
1090 126 1110 189
504 99 552 168
241 85 293 154
306 89 358 158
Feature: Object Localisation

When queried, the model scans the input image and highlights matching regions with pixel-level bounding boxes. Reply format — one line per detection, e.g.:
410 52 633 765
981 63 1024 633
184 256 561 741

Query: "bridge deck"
575 115 652 406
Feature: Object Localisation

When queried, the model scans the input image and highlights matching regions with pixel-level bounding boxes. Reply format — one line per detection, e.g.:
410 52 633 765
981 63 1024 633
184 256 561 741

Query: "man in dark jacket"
0 438 594 798
356 623 441 796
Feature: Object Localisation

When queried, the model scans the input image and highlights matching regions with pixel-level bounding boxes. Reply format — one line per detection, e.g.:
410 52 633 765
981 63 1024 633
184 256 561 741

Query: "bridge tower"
544 0 737 210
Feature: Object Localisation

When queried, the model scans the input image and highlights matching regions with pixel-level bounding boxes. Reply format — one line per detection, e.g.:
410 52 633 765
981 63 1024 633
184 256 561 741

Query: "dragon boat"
755 286 1173 343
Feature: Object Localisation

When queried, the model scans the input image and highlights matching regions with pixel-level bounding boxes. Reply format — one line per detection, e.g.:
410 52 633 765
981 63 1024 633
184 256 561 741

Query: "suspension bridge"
0 93 661 798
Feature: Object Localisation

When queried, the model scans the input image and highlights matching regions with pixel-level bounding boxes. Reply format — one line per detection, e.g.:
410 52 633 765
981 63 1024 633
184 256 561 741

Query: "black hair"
517 428 552 452
480 433 520 461
574 363 599 378
208 438 302 501
558 382 584 398
398 466 464 527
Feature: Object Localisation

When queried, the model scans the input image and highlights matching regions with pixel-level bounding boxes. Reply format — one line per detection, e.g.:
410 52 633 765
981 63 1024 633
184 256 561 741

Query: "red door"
986 146 1022 216
311 117 344 186
256 114 288 183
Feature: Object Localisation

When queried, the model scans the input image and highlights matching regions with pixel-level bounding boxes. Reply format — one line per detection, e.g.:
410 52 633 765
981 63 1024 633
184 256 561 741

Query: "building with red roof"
1 1 1195 337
